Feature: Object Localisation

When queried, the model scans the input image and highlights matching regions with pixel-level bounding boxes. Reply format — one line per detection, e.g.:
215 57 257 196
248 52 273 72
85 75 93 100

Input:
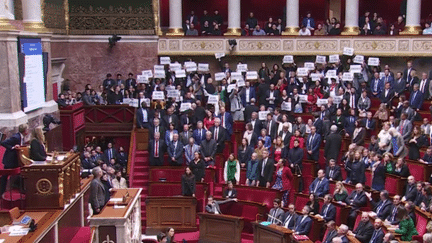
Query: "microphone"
266 213 283 224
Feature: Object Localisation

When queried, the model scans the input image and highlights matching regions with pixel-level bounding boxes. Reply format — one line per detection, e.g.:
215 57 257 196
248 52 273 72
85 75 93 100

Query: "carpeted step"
69 227 92 243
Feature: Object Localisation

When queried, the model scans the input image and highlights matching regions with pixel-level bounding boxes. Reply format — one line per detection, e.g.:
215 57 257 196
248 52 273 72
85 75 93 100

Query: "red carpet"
174 231 254 243
70 227 92 243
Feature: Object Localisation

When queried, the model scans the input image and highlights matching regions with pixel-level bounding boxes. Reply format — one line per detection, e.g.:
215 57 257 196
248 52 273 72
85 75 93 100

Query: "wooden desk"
145 196 197 234
89 188 142 243
198 213 244 243
406 159 432 182
252 222 293 243
21 153 81 209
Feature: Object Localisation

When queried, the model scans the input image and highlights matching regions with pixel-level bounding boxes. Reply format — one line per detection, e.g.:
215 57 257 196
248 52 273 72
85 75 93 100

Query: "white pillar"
22 0 46 32
282 0 299 35
167 0 183 35
225 0 241 35
401 0 421 34
0 0 16 30
341 0 359 35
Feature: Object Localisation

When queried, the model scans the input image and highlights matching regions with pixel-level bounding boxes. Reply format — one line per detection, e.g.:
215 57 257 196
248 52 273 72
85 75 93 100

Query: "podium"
146 196 197 234
253 223 293 243
89 188 142 243
198 213 244 243
21 152 81 209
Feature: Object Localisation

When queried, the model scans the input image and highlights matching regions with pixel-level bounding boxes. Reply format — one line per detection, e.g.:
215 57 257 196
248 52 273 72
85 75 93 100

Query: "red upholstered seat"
234 186 281 211
218 200 262 233
341 168 347 181
353 213 362 230
329 182 336 194
240 169 247 185
415 210 429 236
406 160 426 181
142 239 158 243
384 176 400 195
303 176 314 194
294 194 309 211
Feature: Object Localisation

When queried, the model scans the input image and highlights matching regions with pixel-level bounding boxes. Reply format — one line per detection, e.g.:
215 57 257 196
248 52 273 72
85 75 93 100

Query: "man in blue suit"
366 190 392 220
192 121 207 145
240 81 256 107
309 170 329 197
318 194 336 222
409 83 424 111
294 206 313 235
305 126 321 161
301 12 315 30
217 106 233 137
167 134 183 166
0 124 28 196
370 72 384 97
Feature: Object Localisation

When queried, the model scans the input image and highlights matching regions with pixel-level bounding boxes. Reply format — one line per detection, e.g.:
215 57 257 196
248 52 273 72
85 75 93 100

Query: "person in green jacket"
394 206 418 241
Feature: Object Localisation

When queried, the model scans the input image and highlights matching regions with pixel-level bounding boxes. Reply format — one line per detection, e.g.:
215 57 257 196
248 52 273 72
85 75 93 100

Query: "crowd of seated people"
181 8 432 37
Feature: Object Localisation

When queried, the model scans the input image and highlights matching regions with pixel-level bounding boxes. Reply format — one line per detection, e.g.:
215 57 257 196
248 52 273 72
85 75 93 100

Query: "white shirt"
245 88 250 103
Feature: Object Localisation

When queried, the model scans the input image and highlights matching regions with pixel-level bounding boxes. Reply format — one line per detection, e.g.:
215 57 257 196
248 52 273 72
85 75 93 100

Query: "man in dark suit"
325 159 342 181
257 150 274 188
248 112 262 135
263 113 278 140
324 125 342 161
89 167 107 214
149 118 166 140
306 126 321 161
331 109 345 133
366 190 392 220
82 151 96 169
379 82 395 106
104 143 117 163
223 181 237 198
267 198 285 224
393 72 407 96
409 83 424 110
318 194 336 222
278 124 292 147
344 183 367 229
402 175 418 202
403 61 414 82
419 72 430 99
240 81 256 107
282 204 298 230
322 221 338 243
335 224 350 243
162 107 180 130
288 139 303 171
370 72 384 97
103 73 114 90
218 106 233 137
167 134 183 166
294 206 313 235
148 132 165 166
344 87 358 109
369 219 385 243
200 131 217 167
179 124 193 145
363 112 376 131
205 195 237 214
209 118 227 153
313 116 323 135
136 102 150 129
351 212 374 243
192 121 207 145
186 10 198 25
265 84 280 108
243 98 259 123
309 170 329 197
386 195 402 225
125 73 136 90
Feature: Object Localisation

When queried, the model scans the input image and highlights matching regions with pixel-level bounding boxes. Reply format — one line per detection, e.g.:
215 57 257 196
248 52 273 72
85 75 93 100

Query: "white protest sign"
175 69 186 78
353 55 364 64
343 47 354 56
317 98 328 106
379 72 385 79
184 62 197 72
298 95 308 103
198 63 209 72
258 111 270 120
215 53 225 59
160 56 171 65
246 71 258 80
170 63 182 71
237 64 248 72
237 80 245 87
304 62 315 71
329 54 340 63
283 55 294 64
167 90 180 98
180 102 192 112
214 72 226 81
137 75 149 84
326 70 337 77
281 101 292 111
122 98 131 105
310 73 322 81
316 55 326 64
227 84 237 93
342 72 354 81
207 95 219 104
154 70 166 79
131 99 139 108
142 70 153 78
154 65 165 71
368 57 380 66
152 91 165 100
332 95 343 104
231 72 243 81
297 68 309 77
350 65 362 73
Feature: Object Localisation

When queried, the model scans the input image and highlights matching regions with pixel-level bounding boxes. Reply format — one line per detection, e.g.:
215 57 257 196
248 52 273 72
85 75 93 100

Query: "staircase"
128 130 150 232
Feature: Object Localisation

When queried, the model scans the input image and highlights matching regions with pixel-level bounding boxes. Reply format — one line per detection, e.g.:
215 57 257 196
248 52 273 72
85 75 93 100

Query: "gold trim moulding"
224 28 241 36
399 25 422 35
166 28 184 36
282 27 300 36
0 18 17 31
341 26 360 36
23 21 48 33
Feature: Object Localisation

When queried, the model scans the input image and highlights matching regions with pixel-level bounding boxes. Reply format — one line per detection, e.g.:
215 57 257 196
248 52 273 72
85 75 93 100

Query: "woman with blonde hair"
333 181 348 202
30 127 47 161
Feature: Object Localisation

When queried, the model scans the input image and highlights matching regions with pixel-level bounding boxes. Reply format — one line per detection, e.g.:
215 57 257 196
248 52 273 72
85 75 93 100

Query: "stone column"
341 0 359 35
166 0 184 36
21 0 47 32
152 0 163 35
224 0 241 36
282 0 299 35
400 0 422 35
0 0 16 30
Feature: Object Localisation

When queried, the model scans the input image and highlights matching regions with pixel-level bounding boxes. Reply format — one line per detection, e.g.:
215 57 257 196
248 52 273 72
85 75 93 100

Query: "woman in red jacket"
289 129 304 149
272 159 293 207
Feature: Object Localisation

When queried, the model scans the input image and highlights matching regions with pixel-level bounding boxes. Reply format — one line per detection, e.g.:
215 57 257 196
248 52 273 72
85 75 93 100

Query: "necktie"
272 209 277 224
412 92 417 103
173 142 177 151
261 159 267 176
297 216 306 231
370 230 379 243
329 168 334 178
309 134 314 150
215 128 218 140
391 207 397 221
285 215 292 228
374 79 378 91
185 132 188 140
421 80 425 92
155 141 159 157
376 200 384 214
267 121 271 135
392 137 399 155
399 121 404 134
109 149 113 160
189 145 193 157
314 179 321 193
367 120 370 128
221 115 225 128
323 204 329 217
